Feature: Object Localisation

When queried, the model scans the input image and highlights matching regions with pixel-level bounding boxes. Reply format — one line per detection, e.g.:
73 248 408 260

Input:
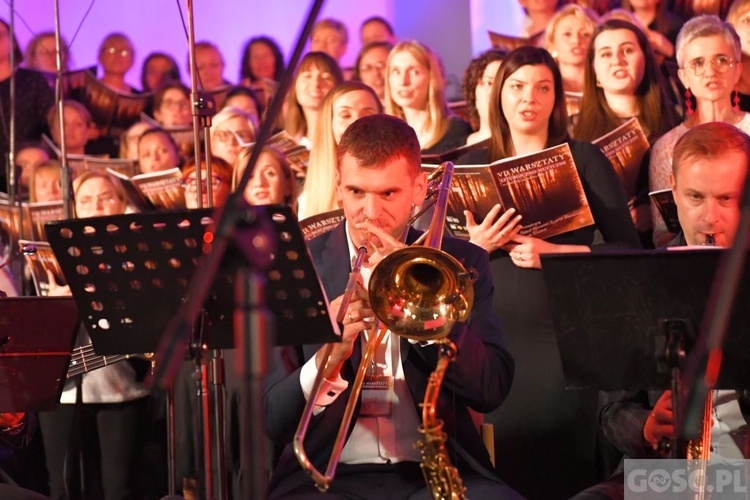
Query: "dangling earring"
685 88 693 116
733 89 741 113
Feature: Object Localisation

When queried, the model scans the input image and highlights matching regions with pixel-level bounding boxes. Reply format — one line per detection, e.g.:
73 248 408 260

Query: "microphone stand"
184 1 226 498
4 0 20 296
153 4 325 500
53 0 73 220
7 0 15 204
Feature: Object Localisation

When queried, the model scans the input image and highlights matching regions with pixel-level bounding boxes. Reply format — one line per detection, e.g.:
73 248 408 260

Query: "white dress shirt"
298 222 424 464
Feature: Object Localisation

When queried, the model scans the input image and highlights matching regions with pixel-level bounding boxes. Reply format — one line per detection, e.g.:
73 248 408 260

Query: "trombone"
293 161 475 492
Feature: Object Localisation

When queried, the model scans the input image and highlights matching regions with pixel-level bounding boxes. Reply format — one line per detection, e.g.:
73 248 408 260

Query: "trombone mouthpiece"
21 244 37 255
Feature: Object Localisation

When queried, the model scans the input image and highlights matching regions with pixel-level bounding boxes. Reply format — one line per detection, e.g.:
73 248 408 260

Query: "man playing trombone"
264 114 520 499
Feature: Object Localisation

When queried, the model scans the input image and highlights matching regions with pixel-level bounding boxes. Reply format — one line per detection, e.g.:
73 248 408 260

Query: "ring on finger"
348 312 354 322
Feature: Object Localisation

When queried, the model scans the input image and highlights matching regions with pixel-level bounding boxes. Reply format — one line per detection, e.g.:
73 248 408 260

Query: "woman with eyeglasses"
210 106 258 167
181 155 232 209
152 82 192 128
97 32 137 93
649 15 750 247
352 41 392 104
40 170 150 500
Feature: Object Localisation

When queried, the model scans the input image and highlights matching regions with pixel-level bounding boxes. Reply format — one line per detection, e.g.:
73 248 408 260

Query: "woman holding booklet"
456 45 639 498
573 18 679 245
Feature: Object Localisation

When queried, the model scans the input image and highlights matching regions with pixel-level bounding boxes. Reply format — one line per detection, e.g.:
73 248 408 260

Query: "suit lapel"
318 224 351 300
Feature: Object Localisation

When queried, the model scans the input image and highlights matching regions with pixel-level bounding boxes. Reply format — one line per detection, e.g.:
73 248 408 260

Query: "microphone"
0 244 37 272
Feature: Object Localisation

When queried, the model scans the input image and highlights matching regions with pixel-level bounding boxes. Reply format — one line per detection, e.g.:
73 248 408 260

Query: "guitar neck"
67 345 134 379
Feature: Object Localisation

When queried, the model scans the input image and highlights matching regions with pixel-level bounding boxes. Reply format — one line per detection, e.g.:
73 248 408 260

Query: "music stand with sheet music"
0 297 79 412
540 249 750 392
45 204 339 495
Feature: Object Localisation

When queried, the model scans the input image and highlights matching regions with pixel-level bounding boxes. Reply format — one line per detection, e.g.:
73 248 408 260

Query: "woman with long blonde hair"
298 81 382 219
385 40 471 154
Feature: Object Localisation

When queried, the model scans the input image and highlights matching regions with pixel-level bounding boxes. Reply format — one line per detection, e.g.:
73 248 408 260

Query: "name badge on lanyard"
361 375 394 417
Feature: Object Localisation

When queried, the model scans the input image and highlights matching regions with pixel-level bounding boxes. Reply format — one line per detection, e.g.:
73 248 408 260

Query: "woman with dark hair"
239 36 285 110
283 51 343 147
352 41 392 104
223 86 262 126
574 19 679 243
575 19 676 143
0 18 54 192
239 36 285 85
140 52 181 92
233 145 298 208
458 45 639 498
461 48 506 145
152 81 191 128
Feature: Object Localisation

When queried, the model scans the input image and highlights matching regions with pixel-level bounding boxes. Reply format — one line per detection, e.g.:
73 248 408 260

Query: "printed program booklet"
424 143 593 240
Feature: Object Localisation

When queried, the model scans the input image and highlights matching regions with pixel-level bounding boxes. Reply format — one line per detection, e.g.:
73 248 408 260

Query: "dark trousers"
39 397 149 500
269 463 523 500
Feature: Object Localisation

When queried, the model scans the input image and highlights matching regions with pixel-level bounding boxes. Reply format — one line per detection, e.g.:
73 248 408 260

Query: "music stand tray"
45 206 338 355
541 249 750 391
0 297 79 411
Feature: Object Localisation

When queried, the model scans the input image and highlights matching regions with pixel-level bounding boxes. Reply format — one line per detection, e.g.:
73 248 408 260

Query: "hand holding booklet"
425 143 594 241
107 168 186 212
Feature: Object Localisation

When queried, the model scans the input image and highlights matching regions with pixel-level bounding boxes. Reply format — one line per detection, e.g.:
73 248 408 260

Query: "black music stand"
45 205 339 497
540 249 750 392
45 206 337 354
0 297 79 411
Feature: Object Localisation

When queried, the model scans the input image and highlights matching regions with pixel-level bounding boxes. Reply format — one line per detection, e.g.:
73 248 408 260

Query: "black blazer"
263 223 515 495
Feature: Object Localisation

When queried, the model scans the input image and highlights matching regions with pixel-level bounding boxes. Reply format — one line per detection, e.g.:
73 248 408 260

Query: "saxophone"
415 340 467 500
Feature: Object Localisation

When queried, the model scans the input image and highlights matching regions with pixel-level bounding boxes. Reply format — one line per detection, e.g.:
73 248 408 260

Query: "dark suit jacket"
263 224 515 495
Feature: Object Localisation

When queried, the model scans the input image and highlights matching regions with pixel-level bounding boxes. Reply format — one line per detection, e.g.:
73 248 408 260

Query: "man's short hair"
336 114 421 177
361 16 394 36
672 122 750 179
311 18 349 44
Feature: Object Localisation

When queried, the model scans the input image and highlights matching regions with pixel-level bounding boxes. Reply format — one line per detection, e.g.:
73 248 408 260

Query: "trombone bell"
369 247 474 341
